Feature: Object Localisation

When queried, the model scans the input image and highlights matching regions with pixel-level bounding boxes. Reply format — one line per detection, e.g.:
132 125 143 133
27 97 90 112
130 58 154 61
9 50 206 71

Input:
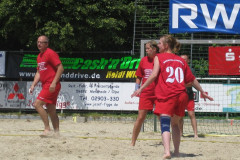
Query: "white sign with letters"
0 81 237 112
170 0 240 34
26 82 139 111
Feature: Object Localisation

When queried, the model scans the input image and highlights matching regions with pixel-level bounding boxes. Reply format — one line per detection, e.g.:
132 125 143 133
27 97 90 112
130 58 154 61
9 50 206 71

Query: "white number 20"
166 67 184 83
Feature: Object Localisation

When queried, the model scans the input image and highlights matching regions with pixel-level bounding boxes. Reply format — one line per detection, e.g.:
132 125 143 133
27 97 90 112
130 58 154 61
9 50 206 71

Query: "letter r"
172 3 198 28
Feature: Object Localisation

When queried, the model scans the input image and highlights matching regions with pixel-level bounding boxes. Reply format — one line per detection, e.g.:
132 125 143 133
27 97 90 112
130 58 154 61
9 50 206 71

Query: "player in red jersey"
131 40 159 146
179 54 198 138
132 35 213 159
29 35 64 137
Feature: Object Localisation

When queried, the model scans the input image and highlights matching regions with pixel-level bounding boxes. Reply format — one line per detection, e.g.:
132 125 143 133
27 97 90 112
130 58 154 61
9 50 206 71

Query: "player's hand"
49 83 56 93
131 89 141 98
29 86 34 95
201 92 214 101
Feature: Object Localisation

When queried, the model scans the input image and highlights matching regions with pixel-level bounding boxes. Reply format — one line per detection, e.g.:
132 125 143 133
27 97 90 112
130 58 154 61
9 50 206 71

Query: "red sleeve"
48 51 61 67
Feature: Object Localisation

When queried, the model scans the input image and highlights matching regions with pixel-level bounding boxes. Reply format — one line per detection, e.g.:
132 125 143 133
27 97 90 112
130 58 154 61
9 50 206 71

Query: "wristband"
135 84 140 91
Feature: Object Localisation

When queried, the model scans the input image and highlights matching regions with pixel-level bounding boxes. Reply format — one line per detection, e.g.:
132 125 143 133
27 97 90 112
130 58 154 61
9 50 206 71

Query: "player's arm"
52 63 64 85
131 56 160 97
135 77 142 91
185 67 195 87
49 63 64 92
134 59 143 91
185 82 192 87
192 79 214 101
29 70 40 94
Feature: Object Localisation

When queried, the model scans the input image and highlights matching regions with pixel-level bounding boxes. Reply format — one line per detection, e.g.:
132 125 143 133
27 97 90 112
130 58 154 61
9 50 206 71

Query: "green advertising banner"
15 53 141 82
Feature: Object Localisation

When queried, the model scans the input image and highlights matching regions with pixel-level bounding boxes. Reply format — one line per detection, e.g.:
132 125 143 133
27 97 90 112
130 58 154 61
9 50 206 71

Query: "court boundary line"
0 133 240 144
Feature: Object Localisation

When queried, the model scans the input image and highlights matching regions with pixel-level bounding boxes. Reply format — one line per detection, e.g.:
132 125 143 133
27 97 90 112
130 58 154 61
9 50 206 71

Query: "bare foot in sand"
40 130 52 138
194 135 199 138
130 142 135 146
53 131 60 138
172 151 180 158
163 154 171 159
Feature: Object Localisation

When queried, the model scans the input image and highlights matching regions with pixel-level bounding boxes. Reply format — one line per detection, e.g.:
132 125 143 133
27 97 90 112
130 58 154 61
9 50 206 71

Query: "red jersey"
155 53 195 100
136 56 156 98
37 48 61 86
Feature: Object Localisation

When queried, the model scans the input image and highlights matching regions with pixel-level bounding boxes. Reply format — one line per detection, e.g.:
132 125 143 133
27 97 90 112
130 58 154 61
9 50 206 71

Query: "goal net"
140 39 240 135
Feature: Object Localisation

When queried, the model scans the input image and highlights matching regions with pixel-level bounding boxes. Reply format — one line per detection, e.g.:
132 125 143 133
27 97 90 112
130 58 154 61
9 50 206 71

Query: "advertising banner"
0 81 240 112
0 81 27 108
0 82 6 108
25 82 139 111
170 0 240 34
0 51 6 75
223 84 240 112
209 46 240 75
5 52 23 78
193 83 240 113
7 52 140 82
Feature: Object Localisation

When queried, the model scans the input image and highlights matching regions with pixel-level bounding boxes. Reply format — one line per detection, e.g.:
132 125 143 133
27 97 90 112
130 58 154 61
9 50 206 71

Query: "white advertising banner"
0 81 5 108
0 81 239 112
26 82 139 111
0 81 27 108
0 51 6 75
193 84 240 112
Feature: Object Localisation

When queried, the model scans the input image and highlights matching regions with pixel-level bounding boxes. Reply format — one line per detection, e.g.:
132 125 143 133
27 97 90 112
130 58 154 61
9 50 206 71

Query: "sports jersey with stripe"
136 56 156 98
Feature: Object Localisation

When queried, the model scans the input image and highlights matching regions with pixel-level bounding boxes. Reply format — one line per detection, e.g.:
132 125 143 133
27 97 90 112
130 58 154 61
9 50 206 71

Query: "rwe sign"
170 0 240 34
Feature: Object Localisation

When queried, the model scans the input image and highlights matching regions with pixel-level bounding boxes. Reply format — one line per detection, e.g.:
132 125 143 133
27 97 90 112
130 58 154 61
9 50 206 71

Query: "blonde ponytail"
161 34 181 53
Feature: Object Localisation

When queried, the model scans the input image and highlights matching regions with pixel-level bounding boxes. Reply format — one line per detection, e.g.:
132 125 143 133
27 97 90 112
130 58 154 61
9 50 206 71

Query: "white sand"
0 118 239 160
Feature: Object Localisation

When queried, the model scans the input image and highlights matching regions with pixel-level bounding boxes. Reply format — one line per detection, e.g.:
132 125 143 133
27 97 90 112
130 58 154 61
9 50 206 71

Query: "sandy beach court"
0 118 239 160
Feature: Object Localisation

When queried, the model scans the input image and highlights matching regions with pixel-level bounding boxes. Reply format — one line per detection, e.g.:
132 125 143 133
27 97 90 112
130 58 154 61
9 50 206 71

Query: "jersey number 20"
166 67 184 83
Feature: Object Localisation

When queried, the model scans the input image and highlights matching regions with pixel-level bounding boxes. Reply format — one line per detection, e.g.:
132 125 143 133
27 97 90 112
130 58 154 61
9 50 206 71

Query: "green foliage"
135 0 169 38
192 58 209 77
0 0 135 52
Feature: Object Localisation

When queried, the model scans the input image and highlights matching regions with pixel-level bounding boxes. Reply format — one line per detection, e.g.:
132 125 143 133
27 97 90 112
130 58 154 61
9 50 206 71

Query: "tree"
0 0 136 53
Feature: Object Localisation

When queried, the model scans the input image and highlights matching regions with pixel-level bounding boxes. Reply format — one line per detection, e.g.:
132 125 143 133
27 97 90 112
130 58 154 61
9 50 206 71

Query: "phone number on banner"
91 96 119 101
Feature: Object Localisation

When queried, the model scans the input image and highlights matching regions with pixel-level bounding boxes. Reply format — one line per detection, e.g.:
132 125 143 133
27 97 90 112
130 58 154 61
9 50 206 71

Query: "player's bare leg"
47 104 59 136
131 110 148 146
179 117 184 137
159 115 171 159
188 111 198 138
171 115 181 157
162 131 171 159
33 99 51 136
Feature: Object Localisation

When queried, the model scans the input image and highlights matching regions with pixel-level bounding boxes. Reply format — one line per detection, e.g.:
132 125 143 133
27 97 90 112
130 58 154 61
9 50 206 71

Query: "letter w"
201 4 240 29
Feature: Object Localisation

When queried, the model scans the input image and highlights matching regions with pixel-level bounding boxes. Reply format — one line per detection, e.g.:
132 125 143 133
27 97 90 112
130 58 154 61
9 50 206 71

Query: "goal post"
140 39 240 58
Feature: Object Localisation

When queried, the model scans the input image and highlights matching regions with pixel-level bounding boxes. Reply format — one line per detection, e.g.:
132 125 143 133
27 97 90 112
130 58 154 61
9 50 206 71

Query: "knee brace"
160 116 171 134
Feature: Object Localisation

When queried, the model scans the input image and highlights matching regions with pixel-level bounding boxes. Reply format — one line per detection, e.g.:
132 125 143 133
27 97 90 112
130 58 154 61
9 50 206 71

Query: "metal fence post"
141 122 144 132
154 115 157 132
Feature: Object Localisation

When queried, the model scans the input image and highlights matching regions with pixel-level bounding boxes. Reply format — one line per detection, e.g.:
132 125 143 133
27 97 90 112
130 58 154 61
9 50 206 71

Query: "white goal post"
140 39 240 58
